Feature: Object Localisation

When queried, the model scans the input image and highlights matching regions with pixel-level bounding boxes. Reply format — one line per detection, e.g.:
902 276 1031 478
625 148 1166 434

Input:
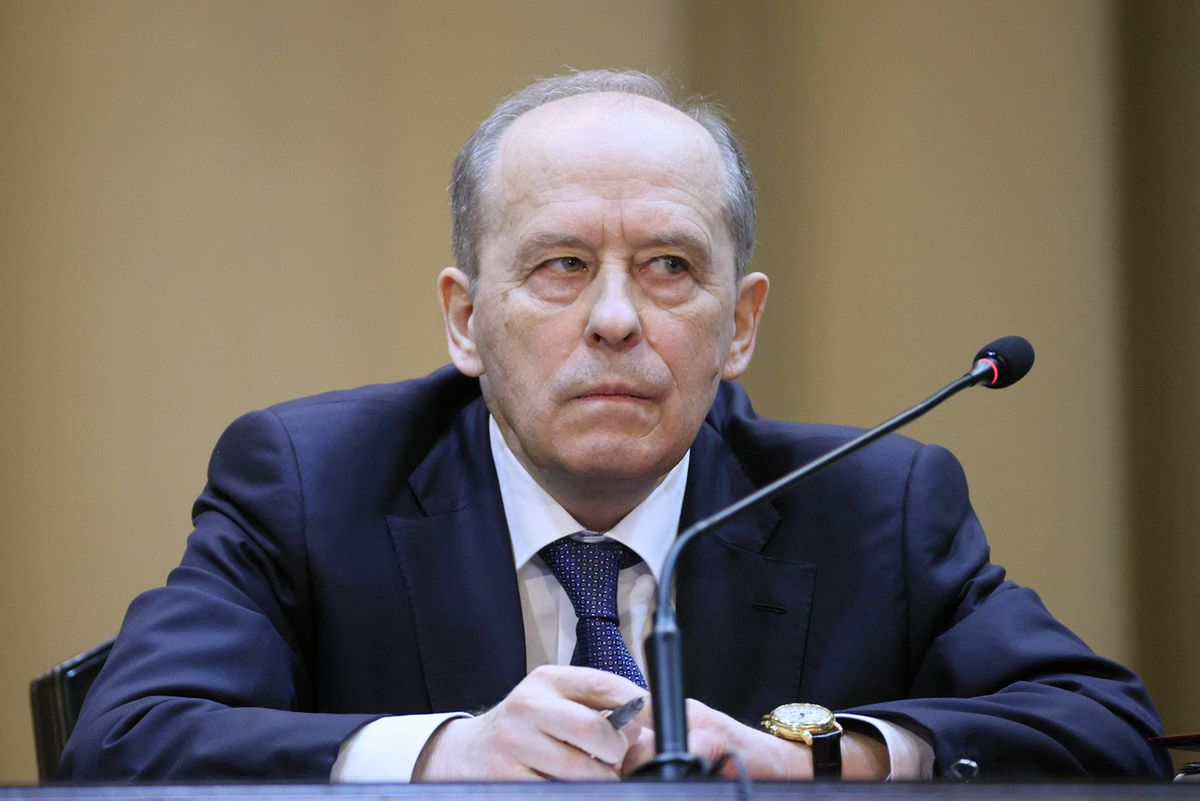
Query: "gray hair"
449 70 756 283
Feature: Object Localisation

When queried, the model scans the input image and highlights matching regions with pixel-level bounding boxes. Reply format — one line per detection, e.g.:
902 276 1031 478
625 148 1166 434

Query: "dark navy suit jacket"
60 366 1171 779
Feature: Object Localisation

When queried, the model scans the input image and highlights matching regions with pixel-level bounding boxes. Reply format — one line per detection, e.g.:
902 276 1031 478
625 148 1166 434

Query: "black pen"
604 695 645 729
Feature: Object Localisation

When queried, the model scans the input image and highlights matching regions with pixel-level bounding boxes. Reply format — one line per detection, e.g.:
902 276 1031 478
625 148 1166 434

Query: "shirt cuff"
838 713 936 780
331 713 469 783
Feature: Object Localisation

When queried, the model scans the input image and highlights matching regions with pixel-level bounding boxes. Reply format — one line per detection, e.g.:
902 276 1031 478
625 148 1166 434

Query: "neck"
506 450 672 532
536 470 665 532
486 414 676 531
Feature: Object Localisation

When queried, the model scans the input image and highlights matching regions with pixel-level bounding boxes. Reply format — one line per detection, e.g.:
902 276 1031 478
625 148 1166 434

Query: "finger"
535 693 633 766
682 698 814 780
680 699 744 764
499 667 641 773
621 725 658 775
474 697 621 781
524 666 645 765
514 724 624 781
533 664 646 709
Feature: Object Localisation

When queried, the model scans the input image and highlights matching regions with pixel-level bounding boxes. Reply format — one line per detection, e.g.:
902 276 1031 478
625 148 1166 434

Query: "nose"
584 265 641 348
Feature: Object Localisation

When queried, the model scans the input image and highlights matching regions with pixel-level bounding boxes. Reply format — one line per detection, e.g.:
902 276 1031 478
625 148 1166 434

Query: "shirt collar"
489 415 688 583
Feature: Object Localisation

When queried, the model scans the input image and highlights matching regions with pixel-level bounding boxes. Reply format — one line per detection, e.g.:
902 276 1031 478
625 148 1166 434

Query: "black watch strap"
810 728 842 778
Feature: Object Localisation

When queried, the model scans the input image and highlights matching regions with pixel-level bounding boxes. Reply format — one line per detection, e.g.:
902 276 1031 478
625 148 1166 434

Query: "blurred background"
1 0 1196 783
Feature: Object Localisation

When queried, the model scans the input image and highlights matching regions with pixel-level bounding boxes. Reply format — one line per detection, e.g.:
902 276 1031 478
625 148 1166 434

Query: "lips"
572 383 655 401
576 386 652 400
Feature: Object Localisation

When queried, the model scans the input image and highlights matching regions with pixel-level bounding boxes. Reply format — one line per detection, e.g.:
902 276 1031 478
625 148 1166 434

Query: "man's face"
443 93 765 495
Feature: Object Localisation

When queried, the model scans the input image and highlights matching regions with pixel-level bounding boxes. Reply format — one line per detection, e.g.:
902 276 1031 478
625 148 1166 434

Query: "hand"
412 665 649 781
622 698 890 780
622 699 810 779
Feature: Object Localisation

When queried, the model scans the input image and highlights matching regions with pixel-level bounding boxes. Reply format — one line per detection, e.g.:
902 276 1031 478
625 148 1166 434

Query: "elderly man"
60 71 1170 782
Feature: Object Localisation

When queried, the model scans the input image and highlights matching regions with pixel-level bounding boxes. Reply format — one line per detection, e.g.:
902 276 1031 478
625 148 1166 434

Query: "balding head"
449 70 756 285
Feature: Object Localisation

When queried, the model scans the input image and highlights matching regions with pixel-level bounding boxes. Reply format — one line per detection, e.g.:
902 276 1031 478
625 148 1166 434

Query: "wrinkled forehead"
487 92 728 215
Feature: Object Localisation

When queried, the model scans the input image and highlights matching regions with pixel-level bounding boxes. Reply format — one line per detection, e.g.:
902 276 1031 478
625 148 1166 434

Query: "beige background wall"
1120 0 1200 760
1 0 1196 782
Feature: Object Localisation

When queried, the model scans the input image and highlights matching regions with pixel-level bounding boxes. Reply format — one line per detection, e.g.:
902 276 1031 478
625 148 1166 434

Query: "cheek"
528 298 593 352
648 307 735 377
476 304 582 387
473 298 529 357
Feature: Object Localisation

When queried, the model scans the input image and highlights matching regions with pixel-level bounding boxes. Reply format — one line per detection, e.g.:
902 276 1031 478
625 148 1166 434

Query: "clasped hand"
411 665 887 781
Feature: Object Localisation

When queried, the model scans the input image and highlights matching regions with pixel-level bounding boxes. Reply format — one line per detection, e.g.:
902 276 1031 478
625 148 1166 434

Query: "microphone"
637 336 1035 780
969 335 1035 389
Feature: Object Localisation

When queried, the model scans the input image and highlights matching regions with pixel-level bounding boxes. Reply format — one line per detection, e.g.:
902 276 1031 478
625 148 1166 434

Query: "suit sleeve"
845 443 1173 779
59 410 383 780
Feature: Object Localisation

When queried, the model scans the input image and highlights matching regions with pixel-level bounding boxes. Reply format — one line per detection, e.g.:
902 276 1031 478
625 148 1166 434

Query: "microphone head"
973 336 1035 388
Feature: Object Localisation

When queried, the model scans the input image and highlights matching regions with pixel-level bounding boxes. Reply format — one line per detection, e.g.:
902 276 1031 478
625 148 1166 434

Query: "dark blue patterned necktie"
538 536 648 689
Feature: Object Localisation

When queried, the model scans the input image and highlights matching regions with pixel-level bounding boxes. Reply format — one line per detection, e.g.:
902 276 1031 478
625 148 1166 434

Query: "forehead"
487 93 728 227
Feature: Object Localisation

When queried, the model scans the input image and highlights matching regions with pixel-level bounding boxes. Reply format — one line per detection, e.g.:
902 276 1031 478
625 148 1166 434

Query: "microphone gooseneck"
637 336 1035 781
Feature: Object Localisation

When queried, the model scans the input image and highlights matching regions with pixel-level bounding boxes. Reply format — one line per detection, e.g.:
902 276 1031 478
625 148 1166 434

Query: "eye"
648 255 689 275
542 256 587 274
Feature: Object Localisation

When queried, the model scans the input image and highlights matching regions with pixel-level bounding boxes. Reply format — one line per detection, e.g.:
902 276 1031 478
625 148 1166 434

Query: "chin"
557 437 685 482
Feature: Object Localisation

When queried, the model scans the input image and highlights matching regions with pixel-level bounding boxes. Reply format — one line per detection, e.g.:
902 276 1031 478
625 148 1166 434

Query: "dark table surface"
2 782 1196 801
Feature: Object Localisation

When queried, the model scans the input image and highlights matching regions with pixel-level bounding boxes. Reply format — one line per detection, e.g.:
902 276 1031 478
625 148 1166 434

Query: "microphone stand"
636 359 1001 780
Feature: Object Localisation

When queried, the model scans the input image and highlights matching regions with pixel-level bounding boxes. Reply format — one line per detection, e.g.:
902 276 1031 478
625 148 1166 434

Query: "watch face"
775 703 834 729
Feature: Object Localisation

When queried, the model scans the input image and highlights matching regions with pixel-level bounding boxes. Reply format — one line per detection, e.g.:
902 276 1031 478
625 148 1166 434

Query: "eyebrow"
515 233 591 265
515 231 713 264
649 231 712 260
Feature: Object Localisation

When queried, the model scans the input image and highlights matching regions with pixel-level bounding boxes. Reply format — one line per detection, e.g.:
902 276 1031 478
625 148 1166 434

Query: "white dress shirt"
332 416 932 781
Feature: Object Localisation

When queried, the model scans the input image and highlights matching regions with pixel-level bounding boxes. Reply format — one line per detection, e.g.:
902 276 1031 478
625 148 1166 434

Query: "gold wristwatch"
760 703 843 778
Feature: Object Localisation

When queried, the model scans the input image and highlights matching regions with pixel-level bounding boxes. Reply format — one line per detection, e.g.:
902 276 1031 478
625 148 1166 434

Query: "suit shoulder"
201 366 485 526
216 365 481 476
708 380 928 470
264 364 478 420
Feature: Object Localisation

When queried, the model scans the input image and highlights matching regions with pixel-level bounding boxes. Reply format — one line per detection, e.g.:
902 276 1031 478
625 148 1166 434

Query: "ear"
438 267 484 377
722 272 769 380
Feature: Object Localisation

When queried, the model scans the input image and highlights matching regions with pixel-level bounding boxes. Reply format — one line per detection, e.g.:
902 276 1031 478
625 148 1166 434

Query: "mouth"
572 384 655 402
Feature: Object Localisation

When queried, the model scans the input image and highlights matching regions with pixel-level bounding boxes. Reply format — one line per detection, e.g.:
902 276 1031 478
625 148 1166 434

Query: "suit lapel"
675 421 816 722
385 399 527 713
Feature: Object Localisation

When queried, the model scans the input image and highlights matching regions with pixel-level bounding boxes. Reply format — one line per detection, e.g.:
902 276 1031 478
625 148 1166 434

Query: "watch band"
810 727 842 778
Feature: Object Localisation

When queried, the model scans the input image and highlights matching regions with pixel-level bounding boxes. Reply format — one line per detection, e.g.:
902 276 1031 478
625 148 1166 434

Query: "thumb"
621 725 658 775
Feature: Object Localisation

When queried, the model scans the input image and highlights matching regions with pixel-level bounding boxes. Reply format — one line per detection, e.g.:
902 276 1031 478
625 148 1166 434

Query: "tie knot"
539 536 642 576
537 536 642 619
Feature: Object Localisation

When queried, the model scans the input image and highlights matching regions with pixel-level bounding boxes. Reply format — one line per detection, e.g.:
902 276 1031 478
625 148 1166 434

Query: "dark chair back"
29 638 114 781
